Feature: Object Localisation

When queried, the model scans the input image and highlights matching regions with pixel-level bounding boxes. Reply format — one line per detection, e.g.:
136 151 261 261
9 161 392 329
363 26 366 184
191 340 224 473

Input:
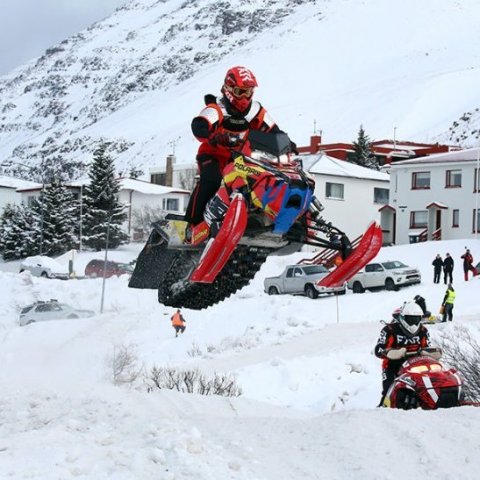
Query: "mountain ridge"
0 0 479 178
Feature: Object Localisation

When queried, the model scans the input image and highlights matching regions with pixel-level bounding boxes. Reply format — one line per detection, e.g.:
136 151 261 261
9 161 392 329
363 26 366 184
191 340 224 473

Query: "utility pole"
168 136 181 155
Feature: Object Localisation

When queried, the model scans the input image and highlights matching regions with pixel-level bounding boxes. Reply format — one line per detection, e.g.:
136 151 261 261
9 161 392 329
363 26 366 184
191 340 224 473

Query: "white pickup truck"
264 264 346 299
347 260 421 293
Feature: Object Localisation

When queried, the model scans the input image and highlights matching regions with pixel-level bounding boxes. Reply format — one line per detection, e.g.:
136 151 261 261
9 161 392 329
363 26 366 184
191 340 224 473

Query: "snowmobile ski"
316 221 383 289
189 193 248 283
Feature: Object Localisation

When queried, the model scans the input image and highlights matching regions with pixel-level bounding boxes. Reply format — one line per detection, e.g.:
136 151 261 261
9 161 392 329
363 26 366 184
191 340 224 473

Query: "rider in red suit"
184 66 296 235
375 301 431 407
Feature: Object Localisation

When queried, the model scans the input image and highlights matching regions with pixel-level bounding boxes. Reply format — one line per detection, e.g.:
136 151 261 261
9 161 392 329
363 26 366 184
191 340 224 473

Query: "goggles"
226 84 254 98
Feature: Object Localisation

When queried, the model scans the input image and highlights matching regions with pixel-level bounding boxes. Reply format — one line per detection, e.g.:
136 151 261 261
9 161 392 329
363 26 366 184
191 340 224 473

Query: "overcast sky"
0 0 126 75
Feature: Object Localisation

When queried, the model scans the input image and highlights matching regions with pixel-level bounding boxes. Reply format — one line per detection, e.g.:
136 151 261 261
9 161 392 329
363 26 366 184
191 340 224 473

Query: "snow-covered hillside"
1 0 480 177
1 238 480 479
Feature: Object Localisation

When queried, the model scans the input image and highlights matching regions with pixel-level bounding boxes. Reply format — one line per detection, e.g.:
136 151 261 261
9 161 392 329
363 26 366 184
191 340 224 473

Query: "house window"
162 198 179 211
325 182 344 199
446 169 462 188
373 187 389 204
452 209 459 228
27 196 37 207
475 168 480 193
412 172 430 189
410 210 428 228
474 209 480 233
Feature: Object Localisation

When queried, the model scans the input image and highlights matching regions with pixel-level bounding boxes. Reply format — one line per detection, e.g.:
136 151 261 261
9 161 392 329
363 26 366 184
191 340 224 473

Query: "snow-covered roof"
0 175 40 190
17 178 190 195
306 154 390 182
391 147 480 166
118 178 190 195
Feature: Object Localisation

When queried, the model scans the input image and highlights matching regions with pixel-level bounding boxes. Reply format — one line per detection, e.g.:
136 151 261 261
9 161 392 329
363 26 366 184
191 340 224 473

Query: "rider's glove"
386 347 407 360
209 132 239 147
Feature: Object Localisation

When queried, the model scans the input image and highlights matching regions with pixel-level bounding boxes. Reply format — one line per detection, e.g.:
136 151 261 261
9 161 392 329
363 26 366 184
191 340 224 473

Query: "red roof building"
297 135 459 165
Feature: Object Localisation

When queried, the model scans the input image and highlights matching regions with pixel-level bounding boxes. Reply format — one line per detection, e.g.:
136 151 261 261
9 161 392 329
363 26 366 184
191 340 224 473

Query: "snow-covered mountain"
1 0 480 177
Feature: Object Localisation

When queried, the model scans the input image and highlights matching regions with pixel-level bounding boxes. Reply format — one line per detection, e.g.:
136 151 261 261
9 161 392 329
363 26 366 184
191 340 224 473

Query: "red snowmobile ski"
382 349 464 409
129 131 382 310
315 221 383 290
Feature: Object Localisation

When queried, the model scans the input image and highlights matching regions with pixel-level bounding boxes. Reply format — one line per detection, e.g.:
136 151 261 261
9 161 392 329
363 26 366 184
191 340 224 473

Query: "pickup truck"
264 264 346 299
347 260 421 293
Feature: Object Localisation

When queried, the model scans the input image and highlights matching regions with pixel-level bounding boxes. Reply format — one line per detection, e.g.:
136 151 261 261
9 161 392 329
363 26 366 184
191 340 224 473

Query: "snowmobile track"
159 245 272 310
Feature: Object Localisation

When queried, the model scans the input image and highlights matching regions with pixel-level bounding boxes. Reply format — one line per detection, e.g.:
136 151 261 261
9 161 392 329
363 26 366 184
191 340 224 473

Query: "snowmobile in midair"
129 131 382 310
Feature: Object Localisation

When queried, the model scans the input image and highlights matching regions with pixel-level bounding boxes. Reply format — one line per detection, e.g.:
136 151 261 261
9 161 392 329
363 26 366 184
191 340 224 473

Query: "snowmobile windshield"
248 131 292 157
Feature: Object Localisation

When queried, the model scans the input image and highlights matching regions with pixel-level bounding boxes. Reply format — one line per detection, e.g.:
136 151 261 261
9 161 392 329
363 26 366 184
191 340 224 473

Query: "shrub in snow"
110 344 143 386
439 326 480 402
146 366 242 397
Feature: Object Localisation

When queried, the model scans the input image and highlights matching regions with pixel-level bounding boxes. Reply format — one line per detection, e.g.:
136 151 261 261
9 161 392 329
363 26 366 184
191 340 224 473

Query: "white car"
19 300 95 326
347 260 421 293
19 256 69 280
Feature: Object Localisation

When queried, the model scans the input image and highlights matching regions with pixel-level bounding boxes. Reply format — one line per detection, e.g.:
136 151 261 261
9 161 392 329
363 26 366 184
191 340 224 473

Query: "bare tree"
438 325 480 402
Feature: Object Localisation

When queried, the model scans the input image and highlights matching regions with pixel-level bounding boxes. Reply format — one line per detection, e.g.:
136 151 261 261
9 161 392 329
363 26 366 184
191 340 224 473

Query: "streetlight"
100 211 113 314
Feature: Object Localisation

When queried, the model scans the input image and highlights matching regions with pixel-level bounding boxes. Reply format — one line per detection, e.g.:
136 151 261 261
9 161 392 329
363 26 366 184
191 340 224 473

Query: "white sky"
0 0 125 75
1 237 480 478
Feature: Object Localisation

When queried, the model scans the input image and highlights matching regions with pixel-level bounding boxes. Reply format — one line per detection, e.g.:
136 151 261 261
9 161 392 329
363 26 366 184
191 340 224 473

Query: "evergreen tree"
0 204 39 260
33 181 79 256
82 144 128 251
351 125 380 170
128 166 144 179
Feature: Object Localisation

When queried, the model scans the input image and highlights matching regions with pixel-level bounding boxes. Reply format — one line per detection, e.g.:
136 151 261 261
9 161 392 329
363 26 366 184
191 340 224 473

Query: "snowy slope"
1 0 480 177
1 238 480 479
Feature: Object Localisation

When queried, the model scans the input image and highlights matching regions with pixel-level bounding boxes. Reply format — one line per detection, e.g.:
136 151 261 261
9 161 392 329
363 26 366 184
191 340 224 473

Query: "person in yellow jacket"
441 284 456 322
171 309 186 337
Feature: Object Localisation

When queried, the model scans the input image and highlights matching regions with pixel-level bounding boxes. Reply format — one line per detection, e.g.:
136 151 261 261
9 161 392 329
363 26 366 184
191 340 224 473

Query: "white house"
381 147 480 245
117 178 190 239
304 154 390 240
16 178 190 241
0 175 40 213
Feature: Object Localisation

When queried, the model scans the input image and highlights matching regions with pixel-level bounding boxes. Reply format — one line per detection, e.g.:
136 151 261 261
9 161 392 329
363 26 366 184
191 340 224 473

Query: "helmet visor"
403 314 421 327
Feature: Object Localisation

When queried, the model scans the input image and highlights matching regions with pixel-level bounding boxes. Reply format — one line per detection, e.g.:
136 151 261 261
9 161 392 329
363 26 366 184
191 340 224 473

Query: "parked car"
347 260 421 293
19 256 69 280
264 264 346 299
84 259 134 278
19 299 95 326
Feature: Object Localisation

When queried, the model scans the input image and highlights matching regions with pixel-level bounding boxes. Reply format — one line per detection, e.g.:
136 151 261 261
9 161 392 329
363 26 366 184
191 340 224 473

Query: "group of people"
432 248 478 283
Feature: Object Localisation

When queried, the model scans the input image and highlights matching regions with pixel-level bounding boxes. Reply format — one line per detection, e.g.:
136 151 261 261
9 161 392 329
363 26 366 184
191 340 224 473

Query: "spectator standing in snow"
432 254 443 284
441 284 456 322
374 301 431 407
171 309 186 337
443 252 454 284
461 248 478 281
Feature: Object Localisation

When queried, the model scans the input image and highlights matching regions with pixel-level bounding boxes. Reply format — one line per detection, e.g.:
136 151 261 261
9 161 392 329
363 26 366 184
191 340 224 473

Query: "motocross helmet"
222 66 258 112
398 301 423 336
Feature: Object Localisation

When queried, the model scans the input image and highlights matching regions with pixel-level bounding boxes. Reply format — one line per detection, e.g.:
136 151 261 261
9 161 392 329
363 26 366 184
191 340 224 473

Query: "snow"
119 177 189 195
1 238 480 479
20 255 67 273
0 175 40 190
309 154 390 181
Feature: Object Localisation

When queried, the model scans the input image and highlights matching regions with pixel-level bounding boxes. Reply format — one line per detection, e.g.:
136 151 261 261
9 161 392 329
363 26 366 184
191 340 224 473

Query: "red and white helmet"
222 66 258 112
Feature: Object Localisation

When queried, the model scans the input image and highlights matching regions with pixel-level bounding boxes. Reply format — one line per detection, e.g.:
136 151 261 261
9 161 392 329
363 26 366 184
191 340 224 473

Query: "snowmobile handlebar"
386 347 442 360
